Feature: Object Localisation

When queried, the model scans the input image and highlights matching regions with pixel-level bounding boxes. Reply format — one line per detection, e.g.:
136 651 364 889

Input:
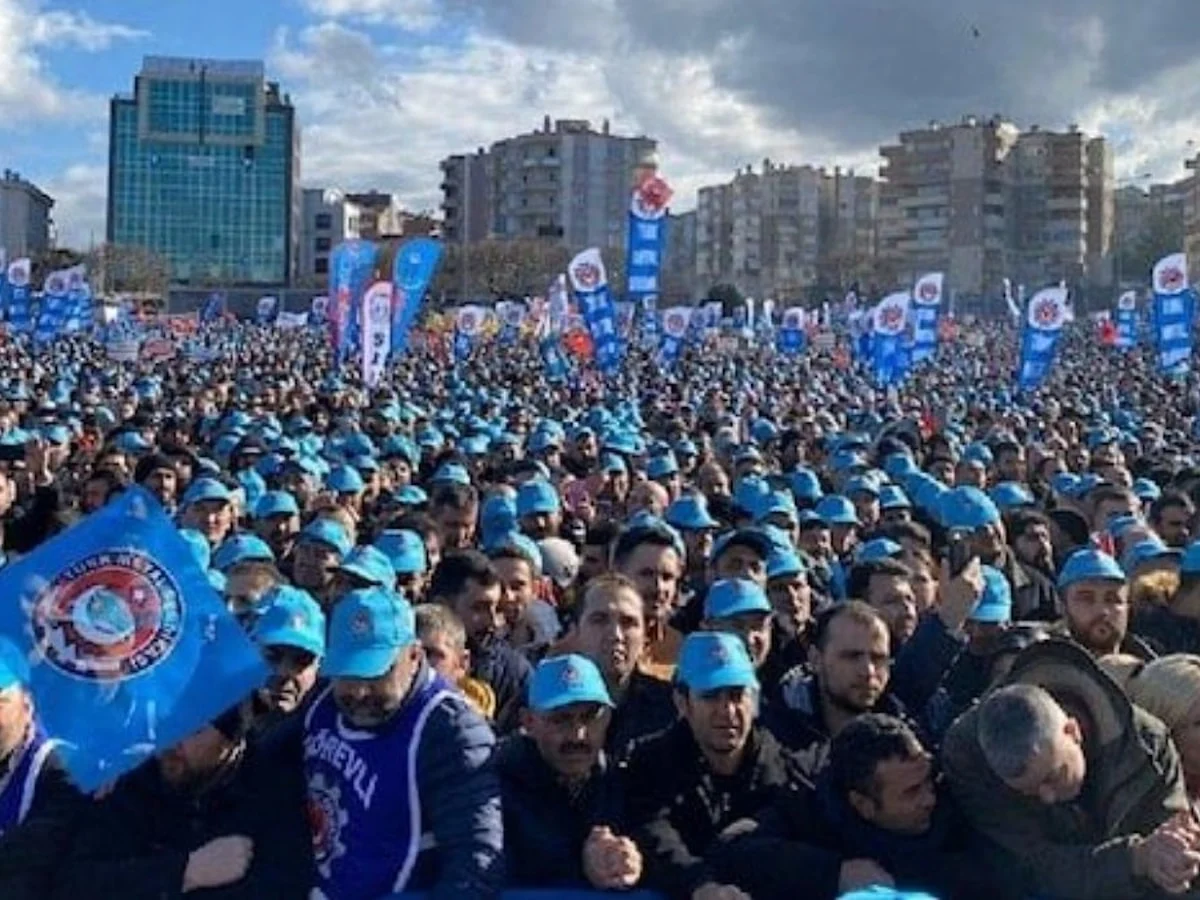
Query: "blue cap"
373 529 428 575
1050 472 1082 497
1132 478 1162 502
676 632 759 693
1183 541 1200 576
41 424 71 446
767 548 806 580
666 494 720 531
704 579 772 619
212 534 276 572
517 479 561 517
487 531 544 575
601 453 627 475
844 476 880 498
839 889 940 900
883 453 919 480
856 537 903 564
647 454 680 480
251 586 326 657
0 638 29 691
1057 548 1126 591
755 490 798 524
298 518 353 558
815 495 859 527
480 494 518 546
114 431 152 454
183 477 232 507
1121 538 1181 577
712 527 776 563
395 485 428 506
989 481 1035 511
326 465 365 495
254 490 299 520
528 654 614 712
878 485 911 510
322 589 416 679
337 546 398 590
962 442 994 466
674 438 698 458
733 476 771 517
971 566 1013 624
790 468 824 502
431 462 472 486
940 486 1001 531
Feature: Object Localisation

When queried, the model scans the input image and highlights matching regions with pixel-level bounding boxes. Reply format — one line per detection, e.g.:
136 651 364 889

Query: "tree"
431 240 626 304
706 282 745 317
1117 210 1184 288
84 243 172 296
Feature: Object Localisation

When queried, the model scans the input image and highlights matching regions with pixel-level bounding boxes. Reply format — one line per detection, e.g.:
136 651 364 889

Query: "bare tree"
85 244 172 296
433 240 627 303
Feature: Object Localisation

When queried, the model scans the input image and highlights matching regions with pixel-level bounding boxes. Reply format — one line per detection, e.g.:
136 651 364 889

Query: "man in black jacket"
624 632 801 900
498 654 641 890
0 644 86 900
53 707 312 899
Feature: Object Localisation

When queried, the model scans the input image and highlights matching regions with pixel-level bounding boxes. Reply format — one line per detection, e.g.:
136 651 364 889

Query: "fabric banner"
391 237 443 355
547 275 569 335
1115 290 1138 350
361 281 393 387
309 296 329 326
34 269 71 346
626 175 671 351
1017 286 1069 390
454 305 486 363
778 307 807 355
872 292 911 387
64 266 91 333
4 258 32 334
568 248 621 373
199 292 226 324
909 271 943 364
1002 278 1021 323
328 240 378 363
277 312 309 330
0 488 267 790
1152 253 1193 374
255 296 280 326
658 305 691 368
539 334 570 383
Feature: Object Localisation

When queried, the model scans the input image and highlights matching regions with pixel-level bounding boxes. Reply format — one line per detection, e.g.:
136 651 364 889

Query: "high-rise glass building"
107 56 300 286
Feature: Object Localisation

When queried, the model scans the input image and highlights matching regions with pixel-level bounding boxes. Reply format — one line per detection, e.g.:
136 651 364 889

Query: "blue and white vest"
303 669 455 900
0 730 57 835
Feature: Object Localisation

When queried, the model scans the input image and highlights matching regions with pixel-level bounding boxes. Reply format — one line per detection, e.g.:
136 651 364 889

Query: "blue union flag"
0 487 267 790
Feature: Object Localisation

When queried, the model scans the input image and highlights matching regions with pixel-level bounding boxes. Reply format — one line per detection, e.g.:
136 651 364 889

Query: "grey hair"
414 603 466 653
977 683 1065 781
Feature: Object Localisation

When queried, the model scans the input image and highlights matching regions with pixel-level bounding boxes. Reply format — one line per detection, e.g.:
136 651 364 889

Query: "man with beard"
1004 509 1060 620
302 588 503 899
133 453 180 512
56 707 312 898
1056 548 1154 660
497 655 642 890
429 550 532 734
764 602 910 779
516 479 562 541
248 585 325 735
567 574 676 757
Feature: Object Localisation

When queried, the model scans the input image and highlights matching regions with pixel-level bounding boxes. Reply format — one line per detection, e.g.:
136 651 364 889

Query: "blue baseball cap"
647 454 680 480
251 586 326 657
844 476 880 499
212 534 276 572
878 485 911 511
337 546 398 590
373 529 428 575
1057 548 1126 591
883 452 919 480
1121 538 1181 577
431 462 471 486
711 527 776 563
676 632 759 693
790 468 824 502
1183 540 1200 576
394 485 428 506
298 518 353 558
322 588 416 679
839 889 939 900
183 477 232 507
704 579 772 620
856 537 903 564
666 494 720 531
940 486 1001 531
601 452 627 475
1132 478 1162 503
326 465 365 495
0 638 29 691
971 565 1013 624
480 494 518 547
767 548 806 580
989 482 1035 512
517 479 561 517
756 491 798 525
815 495 859 527
254 490 300 520
528 654 614 712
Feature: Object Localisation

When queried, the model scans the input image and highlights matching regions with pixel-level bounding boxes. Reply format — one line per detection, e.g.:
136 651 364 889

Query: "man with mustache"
303 587 503 899
497 654 642 890
247 585 325 736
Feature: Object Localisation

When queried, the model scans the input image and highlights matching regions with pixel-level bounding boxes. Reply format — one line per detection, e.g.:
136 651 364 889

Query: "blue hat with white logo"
212 534 276 572
322 588 416 679
676 632 759 693
251 586 326 657
704 579 771 620
528 654 613 712
1057 548 1126 591
373 529 428 575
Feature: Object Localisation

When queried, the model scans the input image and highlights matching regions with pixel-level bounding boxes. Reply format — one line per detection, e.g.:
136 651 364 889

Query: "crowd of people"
0 316 1199 899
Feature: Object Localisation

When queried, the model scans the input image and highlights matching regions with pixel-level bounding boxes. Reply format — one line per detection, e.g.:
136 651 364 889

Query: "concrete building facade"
0 171 54 258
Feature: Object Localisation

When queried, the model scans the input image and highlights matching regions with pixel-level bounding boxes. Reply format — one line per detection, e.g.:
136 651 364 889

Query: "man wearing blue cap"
303 588 502 898
0 640 84 899
291 518 352 609
249 585 326 734
252 490 301 560
703 579 774 669
179 477 235 548
498 654 643 890
625 632 795 900
1055 548 1152 660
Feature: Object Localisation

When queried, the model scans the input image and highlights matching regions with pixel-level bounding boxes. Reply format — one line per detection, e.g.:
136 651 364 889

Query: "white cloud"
41 163 107 249
297 0 438 31
28 9 148 51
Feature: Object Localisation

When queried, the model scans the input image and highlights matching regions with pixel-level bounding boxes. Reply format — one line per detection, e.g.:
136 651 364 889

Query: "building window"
314 212 332 229
315 257 329 275
315 236 332 252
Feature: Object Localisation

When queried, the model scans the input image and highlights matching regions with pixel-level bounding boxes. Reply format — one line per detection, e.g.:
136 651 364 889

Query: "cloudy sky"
7 0 1200 247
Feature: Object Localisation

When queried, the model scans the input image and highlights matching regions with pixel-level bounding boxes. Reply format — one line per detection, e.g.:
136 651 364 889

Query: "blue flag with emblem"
454 305 484 364
871 292 910 387
1114 290 1138 350
777 306 807 355
568 248 621 373
540 334 570 382
1152 253 1193 375
658 305 691 368
0 488 268 790
4 258 32 334
391 237 443 356
626 175 672 352
909 271 943 364
1017 286 1069 391
329 240 378 364
34 268 70 346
